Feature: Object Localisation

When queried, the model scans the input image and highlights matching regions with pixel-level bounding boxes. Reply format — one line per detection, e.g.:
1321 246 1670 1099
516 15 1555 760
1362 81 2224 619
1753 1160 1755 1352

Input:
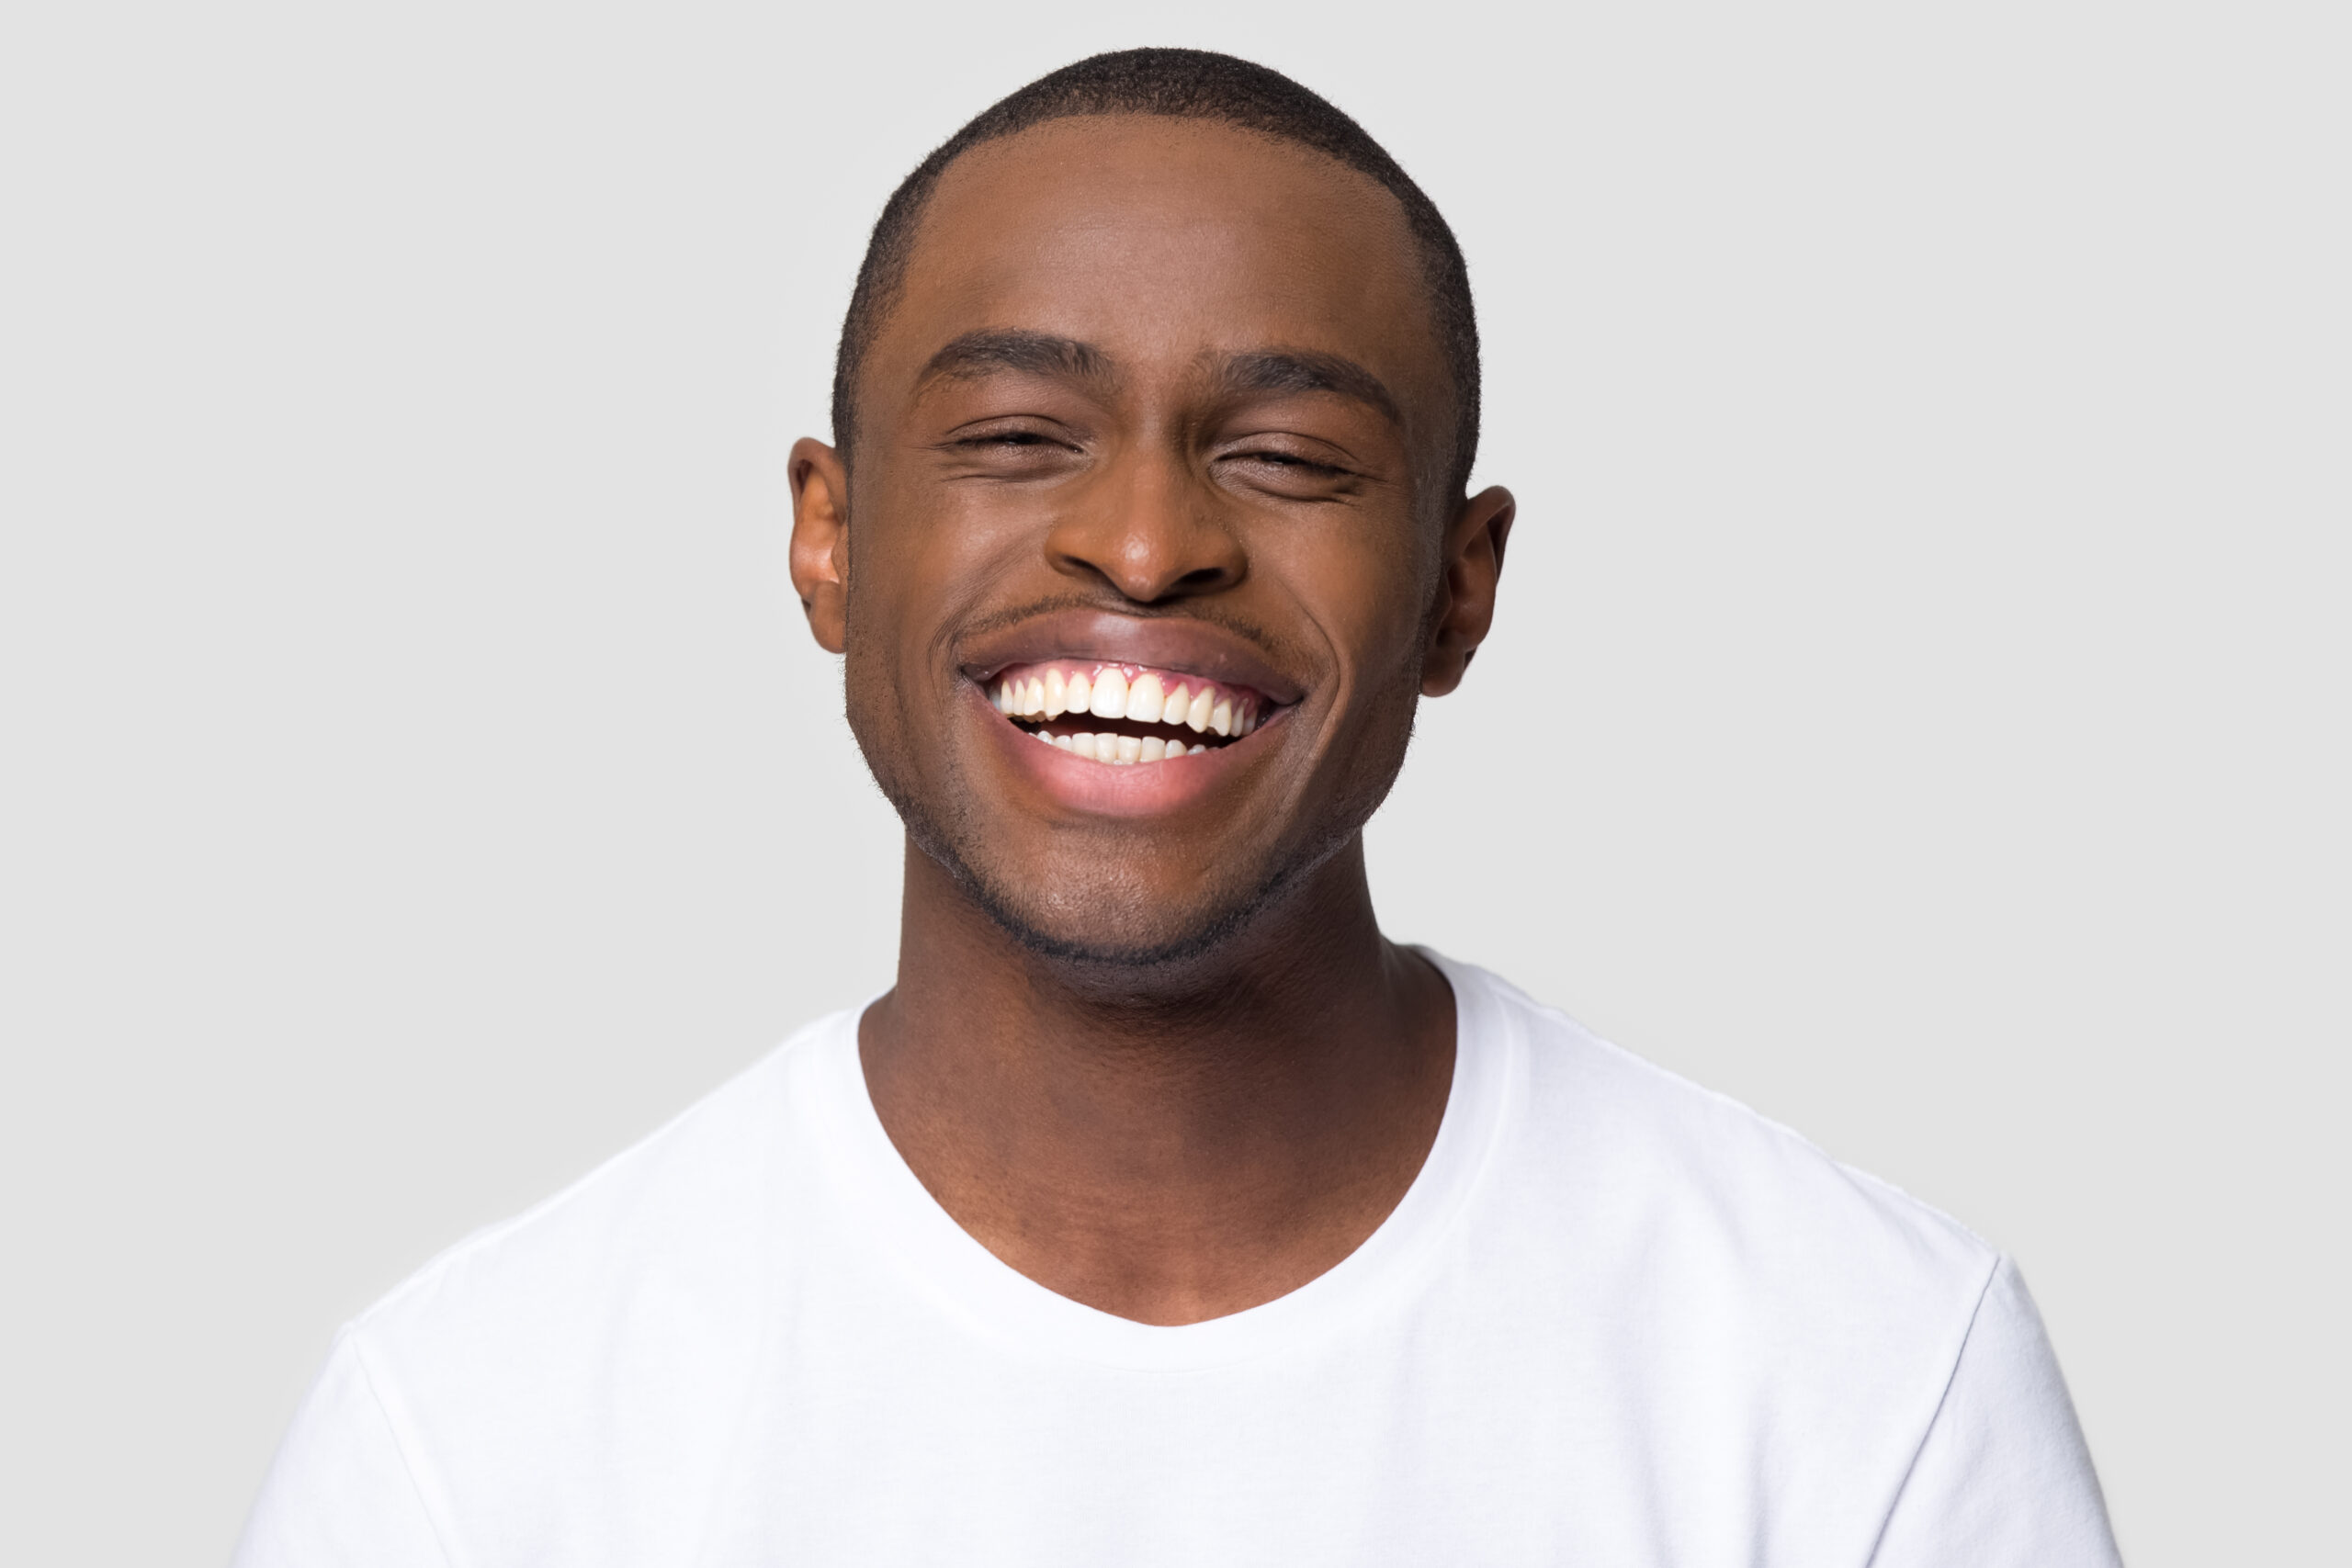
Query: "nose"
1042 448 1246 604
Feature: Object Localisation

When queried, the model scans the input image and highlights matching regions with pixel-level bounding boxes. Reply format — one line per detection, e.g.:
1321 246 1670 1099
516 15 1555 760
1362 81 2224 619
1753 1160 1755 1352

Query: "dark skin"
788 116 1513 1325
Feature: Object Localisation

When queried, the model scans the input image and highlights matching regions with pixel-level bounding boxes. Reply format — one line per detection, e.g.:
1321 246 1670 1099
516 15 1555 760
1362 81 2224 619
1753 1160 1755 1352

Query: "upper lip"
958 608 1307 708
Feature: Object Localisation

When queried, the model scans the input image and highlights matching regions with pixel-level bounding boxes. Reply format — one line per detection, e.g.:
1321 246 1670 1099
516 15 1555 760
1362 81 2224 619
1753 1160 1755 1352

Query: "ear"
788 437 852 655
1420 485 1515 696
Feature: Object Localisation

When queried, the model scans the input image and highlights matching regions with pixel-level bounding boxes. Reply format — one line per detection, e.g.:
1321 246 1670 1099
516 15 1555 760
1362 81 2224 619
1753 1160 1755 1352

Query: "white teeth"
1034 730 1204 763
997 663 1267 762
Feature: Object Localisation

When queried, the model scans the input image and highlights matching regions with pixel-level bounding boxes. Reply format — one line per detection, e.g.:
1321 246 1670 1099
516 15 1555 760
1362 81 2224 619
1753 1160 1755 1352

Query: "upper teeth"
989 660 1264 763
1126 672 1164 724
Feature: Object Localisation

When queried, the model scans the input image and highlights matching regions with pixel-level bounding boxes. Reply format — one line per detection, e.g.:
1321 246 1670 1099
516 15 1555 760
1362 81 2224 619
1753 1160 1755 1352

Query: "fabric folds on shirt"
235 953 2121 1567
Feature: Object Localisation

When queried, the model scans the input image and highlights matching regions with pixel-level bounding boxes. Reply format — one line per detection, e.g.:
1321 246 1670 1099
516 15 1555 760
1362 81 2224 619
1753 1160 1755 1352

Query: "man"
238 49 2121 1565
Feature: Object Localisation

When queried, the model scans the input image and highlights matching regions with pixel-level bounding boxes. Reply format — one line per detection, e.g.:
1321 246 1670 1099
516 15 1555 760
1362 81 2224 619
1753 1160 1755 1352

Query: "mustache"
946 593 1293 666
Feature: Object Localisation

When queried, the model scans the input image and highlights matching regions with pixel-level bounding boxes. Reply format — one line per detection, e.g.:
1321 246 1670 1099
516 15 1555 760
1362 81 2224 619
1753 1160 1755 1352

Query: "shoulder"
1442 955 2000 1402
1459 957 1993 1280
344 1005 858 1413
248 1008 863 1558
1434 957 2115 1560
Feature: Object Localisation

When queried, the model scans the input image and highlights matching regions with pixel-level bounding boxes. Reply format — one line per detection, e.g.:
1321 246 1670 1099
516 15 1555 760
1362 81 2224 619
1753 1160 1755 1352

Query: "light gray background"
3 2 2344 1562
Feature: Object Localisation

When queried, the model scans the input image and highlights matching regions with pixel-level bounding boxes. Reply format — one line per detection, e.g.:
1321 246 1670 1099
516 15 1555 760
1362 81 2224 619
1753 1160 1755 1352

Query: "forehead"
871 116 1445 428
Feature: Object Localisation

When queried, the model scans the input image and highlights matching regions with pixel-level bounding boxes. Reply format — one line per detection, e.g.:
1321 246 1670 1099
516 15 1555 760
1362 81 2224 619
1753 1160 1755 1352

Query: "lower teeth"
1028 728 1201 764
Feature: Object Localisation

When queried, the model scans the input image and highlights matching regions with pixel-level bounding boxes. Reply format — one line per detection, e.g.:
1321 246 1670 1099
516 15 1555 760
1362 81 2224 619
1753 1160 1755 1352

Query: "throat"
857 938 1458 1326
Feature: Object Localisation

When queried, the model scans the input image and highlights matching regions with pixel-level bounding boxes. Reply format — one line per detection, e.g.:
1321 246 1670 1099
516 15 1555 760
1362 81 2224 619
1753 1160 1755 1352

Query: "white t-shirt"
236 955 2120 1566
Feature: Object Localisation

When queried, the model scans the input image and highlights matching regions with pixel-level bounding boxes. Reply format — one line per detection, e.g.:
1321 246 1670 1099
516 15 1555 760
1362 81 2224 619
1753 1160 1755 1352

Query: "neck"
860 836 1454 1325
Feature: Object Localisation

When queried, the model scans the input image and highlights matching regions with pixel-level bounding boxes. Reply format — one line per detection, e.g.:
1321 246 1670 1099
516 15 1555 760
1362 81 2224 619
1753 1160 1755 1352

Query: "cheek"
1265 525 1436 694
836 616 900 775
859 468 1041 617
840 487 1038 762
844 482 978 656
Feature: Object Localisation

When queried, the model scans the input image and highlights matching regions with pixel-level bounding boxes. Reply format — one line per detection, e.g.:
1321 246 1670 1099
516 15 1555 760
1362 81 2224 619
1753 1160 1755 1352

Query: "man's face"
793 116 1504 963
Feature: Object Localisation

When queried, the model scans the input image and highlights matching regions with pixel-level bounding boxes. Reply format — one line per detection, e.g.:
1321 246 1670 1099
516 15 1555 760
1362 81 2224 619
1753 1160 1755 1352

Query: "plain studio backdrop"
2 1 2344 1562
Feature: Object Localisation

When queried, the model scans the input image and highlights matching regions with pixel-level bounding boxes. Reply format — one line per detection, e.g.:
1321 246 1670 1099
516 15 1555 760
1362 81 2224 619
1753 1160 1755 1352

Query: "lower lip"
974 684 1271 818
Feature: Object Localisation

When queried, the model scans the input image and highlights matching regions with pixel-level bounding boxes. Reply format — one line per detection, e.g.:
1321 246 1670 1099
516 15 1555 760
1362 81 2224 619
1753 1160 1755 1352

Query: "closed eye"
1217 446 1366 499
1238 451 1347 475
930 420 1090 481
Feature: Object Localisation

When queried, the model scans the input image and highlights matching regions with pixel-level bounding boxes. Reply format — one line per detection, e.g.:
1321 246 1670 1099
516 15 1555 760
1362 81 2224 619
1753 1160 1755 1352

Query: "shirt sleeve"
1867 1256 2122 1567
233 1329 453 1568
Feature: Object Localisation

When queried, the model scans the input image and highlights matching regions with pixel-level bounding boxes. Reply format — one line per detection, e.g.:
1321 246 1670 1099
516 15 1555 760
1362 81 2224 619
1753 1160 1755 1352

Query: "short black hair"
831 48 1482 500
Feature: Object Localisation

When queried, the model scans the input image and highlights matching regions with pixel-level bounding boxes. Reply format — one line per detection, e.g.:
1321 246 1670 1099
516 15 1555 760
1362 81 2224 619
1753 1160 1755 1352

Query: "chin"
919 825 1290 972
974 863 1268 969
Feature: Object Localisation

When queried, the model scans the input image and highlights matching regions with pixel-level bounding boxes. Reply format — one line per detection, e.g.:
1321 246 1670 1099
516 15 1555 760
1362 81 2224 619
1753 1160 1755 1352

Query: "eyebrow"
918 329 1116 390
915 330 1403 430
1214 349 1403 429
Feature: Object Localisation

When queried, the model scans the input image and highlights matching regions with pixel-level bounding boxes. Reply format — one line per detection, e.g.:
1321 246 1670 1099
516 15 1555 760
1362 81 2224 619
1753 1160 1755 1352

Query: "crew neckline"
804 949 1520 1372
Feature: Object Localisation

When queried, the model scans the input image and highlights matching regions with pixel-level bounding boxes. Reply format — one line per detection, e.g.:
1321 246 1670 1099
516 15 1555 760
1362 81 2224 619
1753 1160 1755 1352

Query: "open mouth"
989 660 1267 765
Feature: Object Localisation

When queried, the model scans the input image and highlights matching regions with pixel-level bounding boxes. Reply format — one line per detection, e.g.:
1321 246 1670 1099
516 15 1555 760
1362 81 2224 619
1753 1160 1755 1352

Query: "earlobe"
787 437 852 655
1420 485 1515 697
